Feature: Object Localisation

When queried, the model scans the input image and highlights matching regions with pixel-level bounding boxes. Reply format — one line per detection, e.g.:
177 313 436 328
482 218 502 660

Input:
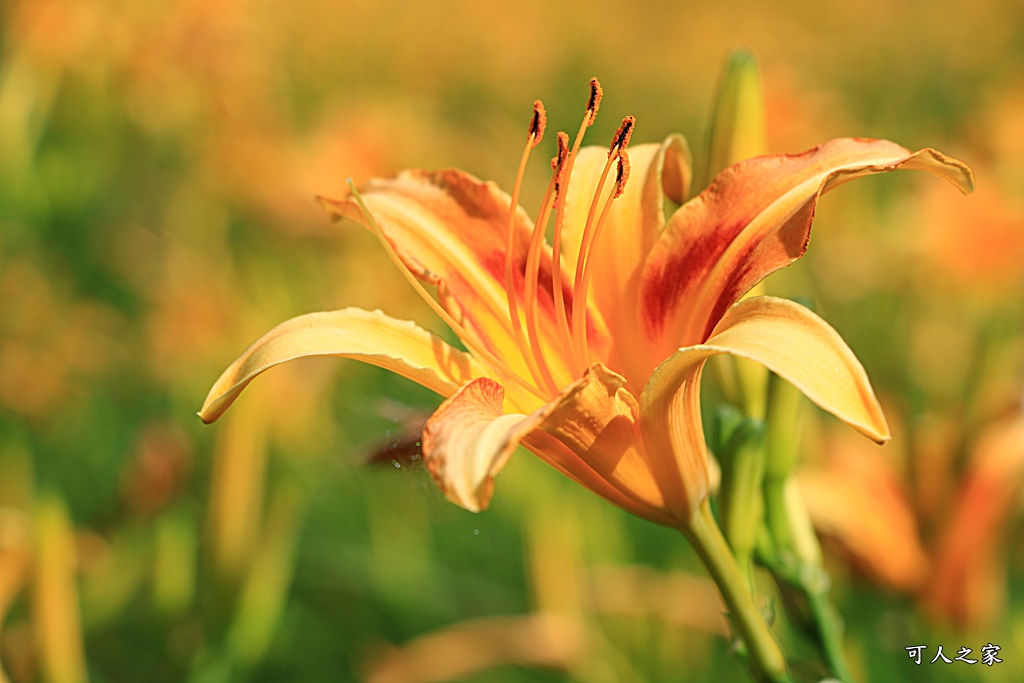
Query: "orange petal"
640 296 889 521
639 138 975 369
319 169 604 385
924 413 1024 627
422 378 544 512
559 137 691 387
421 368 672 524
797 431 929 592
526 364 671 525
199 308 487 424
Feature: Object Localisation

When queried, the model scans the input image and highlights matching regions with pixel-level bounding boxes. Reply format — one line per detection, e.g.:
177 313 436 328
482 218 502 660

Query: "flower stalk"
684 499 793 683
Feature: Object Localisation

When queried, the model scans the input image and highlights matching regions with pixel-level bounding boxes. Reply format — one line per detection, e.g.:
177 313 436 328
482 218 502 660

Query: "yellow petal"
559 136 691 387
422 378 543 512
319 169 602 385
199 308 486 424
421 368 672 525
640 138 975 370
640 296 889 520
526 364 671 525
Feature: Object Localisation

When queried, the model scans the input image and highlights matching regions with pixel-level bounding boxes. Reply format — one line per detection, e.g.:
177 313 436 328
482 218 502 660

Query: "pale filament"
574 150 631 364
521 151 566 396
504 101 548 391
570 117 634 368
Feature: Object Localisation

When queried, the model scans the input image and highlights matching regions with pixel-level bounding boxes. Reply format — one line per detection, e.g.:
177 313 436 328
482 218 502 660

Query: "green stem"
807 589 854 683
762 479 853 683
685 500 793 683
762 371 853 681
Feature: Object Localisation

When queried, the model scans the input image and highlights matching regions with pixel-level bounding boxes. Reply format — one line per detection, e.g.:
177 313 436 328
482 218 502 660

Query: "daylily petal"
422 377 545 512
421 367 672 525
640 138 975 368
526 363 671 525
640 296 889 520
559 136 691 385
199 308 487 423
319 169 607 386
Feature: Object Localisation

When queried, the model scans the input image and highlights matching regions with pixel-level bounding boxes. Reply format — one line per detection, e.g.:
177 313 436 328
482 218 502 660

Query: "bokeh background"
1 0 1023 681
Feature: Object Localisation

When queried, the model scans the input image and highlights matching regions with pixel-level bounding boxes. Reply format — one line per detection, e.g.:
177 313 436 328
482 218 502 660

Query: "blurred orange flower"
798 428 929 592
200 80 971 530
930 186 1024 293
801 403 1024 630
924 409 1024 628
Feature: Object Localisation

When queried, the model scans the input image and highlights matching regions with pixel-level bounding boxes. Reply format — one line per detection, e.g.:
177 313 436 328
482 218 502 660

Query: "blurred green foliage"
1 1 1022 682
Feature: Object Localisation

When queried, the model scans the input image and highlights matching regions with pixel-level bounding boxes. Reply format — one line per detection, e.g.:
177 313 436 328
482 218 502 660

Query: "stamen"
613 149 631 198
504 101 550 391
522 165 563 395
608 116 634 155
553 131 570 188
548 131 574 372
548 79 605 376
570 118 635 366
585 77 603 126
528 100 547 147
574 152 631 363
347 180 547 402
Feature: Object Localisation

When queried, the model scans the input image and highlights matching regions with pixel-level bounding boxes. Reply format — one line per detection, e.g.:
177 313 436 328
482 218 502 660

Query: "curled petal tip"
640 296 893 512
315 194 351 223
902 147 976 195
422 378 542 513
866 422 892 446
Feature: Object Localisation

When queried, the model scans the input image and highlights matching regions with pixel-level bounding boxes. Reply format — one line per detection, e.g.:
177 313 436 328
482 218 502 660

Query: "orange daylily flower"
800 407 1024 629
797 428 930 592
924 411 1024 628
199 80 973 529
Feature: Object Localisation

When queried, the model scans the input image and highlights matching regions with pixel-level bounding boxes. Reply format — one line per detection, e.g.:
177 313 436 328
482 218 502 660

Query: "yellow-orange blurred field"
0 1 1021 681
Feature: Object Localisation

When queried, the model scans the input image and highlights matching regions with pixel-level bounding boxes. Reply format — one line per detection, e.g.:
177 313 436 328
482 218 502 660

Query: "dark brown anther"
585 78 603 126
552 131 570 186
613 150 631 198
609 116 635 155
556 131 570 165
529 100 547 148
